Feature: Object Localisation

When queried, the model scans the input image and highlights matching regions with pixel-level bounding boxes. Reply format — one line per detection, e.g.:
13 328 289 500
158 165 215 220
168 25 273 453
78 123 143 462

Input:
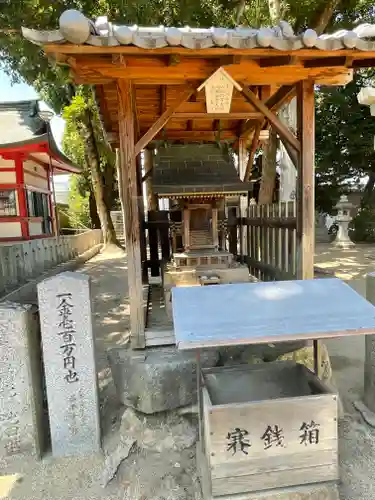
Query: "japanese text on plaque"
57 293 79 383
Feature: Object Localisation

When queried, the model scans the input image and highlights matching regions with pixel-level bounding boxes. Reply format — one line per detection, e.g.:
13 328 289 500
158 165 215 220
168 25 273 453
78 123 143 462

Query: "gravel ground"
2 246 375 499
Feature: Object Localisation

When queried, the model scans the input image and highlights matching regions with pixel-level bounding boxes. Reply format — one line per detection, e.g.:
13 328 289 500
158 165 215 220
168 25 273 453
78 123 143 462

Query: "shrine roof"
21 9 375 53
0 100 81 174
21 10 375 149
153 144 252 198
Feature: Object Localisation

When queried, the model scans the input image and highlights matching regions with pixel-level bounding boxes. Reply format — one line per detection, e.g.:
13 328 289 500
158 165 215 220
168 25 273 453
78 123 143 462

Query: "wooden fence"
233 201 297 281
143 203 297 282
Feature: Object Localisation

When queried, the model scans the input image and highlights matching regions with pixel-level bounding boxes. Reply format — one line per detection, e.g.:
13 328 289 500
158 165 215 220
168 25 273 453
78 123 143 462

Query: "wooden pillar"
136 154 148 284
144 148 158 212
238 138 248 257
212 206 219 250
297 80 317 374
183 208 190 251
117 80 145 349
296 80 315 280
15 156 29 240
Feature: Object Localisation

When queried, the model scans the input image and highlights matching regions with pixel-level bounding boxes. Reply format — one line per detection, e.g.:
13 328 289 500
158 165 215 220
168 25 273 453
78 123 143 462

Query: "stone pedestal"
108 346 218 414
37 272 101 457
0 302 44 458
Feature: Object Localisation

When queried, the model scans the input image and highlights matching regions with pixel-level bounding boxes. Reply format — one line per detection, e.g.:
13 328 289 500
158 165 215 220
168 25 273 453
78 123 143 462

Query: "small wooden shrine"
152 143 251 314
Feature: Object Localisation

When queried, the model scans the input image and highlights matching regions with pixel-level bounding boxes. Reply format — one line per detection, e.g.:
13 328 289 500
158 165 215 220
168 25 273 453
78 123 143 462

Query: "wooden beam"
259 56 300 68
244 124 261 181
102 129 238 144
239 85 296 139
93 61 352 86
173 112 263 120
145 130 237 141
296 79 315 281
304 56 347 68
241 86 301 152
44 44 375 59
159 85 167 115
134 87 195 155
117 79 145 348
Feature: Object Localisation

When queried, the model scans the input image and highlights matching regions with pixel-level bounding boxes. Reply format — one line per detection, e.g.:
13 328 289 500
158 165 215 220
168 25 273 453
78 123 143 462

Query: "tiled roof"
0 101 46 147
22 9 375 51
153 144 251 197
0 100 81 173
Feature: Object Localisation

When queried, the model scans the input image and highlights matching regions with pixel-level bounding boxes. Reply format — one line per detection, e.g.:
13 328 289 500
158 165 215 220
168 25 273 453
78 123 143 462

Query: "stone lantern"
333 195 355 248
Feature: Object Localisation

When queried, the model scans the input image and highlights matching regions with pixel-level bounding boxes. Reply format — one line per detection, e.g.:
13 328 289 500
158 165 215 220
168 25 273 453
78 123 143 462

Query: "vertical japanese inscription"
57 293 78 383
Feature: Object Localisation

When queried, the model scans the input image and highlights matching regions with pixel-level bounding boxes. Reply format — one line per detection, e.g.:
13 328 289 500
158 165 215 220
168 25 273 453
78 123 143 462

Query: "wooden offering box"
199 361 338 498
172 278 375 499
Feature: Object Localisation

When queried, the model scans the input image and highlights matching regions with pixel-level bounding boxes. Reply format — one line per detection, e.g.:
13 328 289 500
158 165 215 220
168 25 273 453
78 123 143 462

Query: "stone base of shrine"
162 258 251 319
107 345 218 414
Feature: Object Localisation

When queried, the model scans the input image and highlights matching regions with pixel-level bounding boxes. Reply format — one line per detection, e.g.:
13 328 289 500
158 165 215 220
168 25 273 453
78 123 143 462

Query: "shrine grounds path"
2 243 375 499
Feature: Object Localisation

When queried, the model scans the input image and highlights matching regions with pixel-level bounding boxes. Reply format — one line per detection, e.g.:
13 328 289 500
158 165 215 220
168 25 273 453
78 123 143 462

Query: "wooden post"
296 80 315 281
117 80 145 349
136 154 148 284
296 80 317 374
184 208 190 251
238 138 248 258
212 207 219 250
144 148 158 212
148 210 160 277
15 156 29 240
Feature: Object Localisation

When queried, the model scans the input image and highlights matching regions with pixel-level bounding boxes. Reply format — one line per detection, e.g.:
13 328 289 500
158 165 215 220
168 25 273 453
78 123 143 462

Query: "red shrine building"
0 100 80 242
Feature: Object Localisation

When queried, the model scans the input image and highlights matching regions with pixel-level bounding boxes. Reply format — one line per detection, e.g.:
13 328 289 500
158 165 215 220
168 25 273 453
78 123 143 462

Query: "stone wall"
0 229 102 297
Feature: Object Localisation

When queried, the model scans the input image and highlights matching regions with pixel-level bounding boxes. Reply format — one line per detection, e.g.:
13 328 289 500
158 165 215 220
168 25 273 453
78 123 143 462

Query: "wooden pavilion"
22 9 375 348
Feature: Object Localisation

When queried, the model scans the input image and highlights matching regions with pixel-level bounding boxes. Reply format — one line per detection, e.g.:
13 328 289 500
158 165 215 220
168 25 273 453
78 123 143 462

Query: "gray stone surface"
0 302 44 458
37 271 101 457
108 346 218 414
218 341 307 364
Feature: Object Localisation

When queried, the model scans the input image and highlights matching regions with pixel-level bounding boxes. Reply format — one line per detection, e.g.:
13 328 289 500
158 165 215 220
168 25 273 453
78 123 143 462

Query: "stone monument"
332 195 355 248
0 302 44 458
37 272 101 457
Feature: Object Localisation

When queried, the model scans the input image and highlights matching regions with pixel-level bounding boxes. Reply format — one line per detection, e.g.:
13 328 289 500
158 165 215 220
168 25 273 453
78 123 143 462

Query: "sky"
0 70 69 187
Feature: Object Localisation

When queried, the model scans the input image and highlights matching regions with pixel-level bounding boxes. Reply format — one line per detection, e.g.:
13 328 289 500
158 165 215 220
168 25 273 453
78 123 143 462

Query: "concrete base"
108 346 218 414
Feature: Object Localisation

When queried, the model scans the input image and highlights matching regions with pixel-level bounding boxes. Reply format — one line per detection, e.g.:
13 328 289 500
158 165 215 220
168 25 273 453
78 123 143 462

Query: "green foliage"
351 205 375 242
315 69 375 213
67 175 91 228
56 204 72 230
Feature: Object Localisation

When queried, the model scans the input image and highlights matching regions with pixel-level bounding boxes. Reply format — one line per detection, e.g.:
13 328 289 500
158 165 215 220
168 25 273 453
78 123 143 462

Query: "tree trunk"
362 172 375 206
268 0 281 24
258 128 278 204
279 98 297 202
311 0 340 35
89 189 101 228
79 109 119 246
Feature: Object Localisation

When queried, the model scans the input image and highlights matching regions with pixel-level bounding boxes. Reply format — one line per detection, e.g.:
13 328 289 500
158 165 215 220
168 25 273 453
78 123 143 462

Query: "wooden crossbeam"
173 112 263 120
241 86 301 153
239 85 296 140
134 86 195 155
